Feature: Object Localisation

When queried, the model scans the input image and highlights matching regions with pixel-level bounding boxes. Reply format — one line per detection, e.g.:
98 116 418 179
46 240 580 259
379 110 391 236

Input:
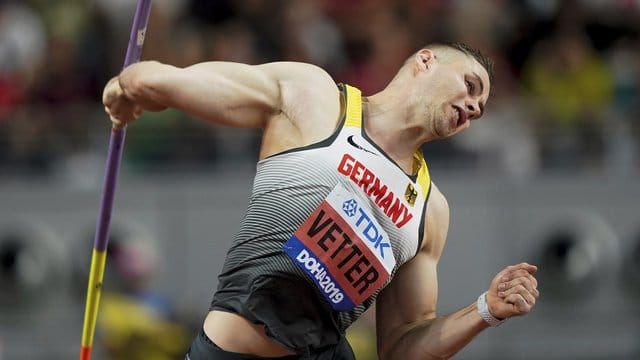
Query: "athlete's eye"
466 80 475 93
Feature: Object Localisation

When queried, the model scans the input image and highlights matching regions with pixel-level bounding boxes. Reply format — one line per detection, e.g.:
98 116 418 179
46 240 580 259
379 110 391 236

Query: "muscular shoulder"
421 183 450 259
260 62 335 86
265 62 339 117
260 62 338 109
260 62 334 83
258 62 342 156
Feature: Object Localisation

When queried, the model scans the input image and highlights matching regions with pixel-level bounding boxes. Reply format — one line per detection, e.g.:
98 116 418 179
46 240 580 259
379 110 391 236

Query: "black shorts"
185 329 356 360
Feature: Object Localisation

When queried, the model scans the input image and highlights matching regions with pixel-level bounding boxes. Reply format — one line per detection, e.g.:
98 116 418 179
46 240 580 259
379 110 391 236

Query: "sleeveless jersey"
210 84 432 352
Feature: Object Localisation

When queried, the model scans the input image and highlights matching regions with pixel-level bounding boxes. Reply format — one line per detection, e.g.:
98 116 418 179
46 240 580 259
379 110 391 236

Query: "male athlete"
103 42 539 359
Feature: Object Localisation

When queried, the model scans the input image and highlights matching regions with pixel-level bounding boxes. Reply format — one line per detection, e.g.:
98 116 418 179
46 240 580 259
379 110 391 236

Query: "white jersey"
211 84 432 352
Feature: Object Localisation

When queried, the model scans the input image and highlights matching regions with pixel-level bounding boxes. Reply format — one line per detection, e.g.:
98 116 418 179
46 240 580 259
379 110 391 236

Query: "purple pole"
80 1 153 359
95 0 153 252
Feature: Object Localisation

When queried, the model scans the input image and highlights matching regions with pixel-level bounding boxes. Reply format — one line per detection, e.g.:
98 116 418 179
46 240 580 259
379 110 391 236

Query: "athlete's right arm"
102 60 339 132
103 61 278 129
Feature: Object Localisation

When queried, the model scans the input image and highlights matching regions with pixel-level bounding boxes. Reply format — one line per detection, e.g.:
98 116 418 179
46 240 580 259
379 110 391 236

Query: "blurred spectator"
608 37 640 114
601 36 640 173
207 20 258 63
1 107 57 175
187 0 235 26
336 2 414 94
97 227 190 360
0 0 639 178
282 0 346 72
124 110 220 172
522 28 614 169
0 1 45 118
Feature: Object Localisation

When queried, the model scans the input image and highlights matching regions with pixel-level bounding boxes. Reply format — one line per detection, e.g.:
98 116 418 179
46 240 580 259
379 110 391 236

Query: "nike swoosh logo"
347 135 377 155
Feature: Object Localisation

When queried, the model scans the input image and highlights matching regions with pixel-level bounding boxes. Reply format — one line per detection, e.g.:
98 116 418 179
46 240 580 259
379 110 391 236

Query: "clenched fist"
102 76 143 130
486 263 539 320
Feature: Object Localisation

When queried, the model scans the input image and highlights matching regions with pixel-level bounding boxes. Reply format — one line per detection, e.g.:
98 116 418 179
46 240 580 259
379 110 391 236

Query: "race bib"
283 184 396 311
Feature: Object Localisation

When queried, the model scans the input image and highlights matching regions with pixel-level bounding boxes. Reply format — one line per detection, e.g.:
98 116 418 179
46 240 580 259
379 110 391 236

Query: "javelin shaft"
80 1 153 359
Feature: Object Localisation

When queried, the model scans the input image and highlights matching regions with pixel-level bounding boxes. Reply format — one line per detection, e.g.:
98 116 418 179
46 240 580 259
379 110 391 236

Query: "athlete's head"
397 42 493 140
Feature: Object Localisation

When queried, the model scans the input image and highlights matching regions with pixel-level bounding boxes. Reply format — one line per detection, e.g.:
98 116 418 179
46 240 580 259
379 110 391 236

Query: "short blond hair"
417 42 495 83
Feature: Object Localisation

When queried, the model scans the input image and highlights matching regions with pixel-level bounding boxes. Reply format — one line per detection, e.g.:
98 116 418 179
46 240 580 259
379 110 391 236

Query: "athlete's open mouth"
453 106 467 127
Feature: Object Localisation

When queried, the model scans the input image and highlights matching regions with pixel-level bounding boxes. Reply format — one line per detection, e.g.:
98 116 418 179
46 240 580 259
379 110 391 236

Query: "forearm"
384 303 489 360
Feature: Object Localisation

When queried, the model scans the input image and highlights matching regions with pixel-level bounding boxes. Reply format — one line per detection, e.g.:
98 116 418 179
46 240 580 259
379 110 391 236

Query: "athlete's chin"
435 126 462 140
433 119 469 139
449 122 470 137
432 128 451 141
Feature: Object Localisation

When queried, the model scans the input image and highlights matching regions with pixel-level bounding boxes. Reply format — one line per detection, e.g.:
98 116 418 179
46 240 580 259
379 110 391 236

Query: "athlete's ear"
414 49 435 73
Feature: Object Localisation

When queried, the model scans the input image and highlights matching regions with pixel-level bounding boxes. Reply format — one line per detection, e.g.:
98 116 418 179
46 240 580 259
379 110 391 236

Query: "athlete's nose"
465 101 482 120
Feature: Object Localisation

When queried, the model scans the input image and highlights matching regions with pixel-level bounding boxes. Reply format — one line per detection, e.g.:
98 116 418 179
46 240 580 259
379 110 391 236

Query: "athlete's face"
412 49 491 140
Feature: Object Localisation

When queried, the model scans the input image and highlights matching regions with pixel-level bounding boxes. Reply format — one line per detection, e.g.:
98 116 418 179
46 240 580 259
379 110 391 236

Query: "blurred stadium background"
1 0 640 359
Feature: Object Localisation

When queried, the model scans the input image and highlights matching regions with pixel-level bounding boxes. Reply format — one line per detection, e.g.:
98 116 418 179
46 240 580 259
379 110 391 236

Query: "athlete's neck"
362 95 424 175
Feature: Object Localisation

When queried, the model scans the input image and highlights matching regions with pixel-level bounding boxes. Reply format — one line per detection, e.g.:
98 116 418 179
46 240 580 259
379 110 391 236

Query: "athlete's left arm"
375 184 539 360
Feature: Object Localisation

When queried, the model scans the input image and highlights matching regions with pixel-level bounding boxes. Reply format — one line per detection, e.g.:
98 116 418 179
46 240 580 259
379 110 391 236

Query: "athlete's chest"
279 131 429 311
322 129 428 234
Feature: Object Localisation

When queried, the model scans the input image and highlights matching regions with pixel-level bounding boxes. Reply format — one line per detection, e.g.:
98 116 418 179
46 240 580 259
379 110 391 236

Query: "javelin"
79 1 153 359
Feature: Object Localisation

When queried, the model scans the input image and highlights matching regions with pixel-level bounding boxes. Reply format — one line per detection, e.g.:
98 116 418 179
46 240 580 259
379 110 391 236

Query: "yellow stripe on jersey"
344 84 362 129
413 151 431 201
